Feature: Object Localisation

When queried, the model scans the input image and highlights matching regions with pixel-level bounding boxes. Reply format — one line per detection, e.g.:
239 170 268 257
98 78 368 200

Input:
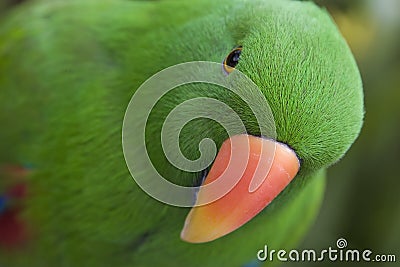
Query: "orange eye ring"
223 46 242 74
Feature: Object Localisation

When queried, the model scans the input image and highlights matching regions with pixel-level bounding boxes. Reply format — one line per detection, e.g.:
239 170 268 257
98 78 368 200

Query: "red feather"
0 164 30 249
0 208 27 248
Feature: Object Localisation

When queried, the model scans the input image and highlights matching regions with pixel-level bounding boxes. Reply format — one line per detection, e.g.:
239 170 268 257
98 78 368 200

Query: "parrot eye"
222 46 242 74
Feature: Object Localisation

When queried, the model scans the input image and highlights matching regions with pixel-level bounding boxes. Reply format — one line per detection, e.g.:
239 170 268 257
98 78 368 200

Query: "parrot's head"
143 0 363 243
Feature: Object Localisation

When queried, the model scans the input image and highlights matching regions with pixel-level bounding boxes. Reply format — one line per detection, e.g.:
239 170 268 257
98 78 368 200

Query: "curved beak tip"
180 134 300 243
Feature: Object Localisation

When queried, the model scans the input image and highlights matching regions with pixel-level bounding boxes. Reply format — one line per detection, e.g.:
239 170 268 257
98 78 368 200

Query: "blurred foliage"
0 0 26 14
0 0 399 266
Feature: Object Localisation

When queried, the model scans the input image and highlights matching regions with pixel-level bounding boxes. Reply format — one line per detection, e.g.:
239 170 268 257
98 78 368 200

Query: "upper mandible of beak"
180 134 300 243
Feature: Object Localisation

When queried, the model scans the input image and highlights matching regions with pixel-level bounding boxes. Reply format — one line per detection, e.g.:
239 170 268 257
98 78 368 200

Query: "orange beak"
180 134 300 243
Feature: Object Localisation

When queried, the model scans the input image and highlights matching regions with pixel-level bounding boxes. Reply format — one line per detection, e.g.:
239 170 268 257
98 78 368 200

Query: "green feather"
0 0 363 266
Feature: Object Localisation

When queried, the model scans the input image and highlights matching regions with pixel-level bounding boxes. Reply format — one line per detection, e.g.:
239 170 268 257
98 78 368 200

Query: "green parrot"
0 0 363 266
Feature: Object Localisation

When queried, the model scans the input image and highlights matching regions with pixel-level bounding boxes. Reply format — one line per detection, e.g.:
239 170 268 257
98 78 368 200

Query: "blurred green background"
1 0 399 266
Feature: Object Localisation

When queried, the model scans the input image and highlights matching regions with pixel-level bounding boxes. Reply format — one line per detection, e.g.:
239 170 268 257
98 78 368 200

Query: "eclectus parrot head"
0 0 364 259
141 0 363 243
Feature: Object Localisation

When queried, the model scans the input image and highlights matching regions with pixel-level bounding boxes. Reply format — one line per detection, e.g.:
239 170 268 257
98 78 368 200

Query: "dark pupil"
226 49 241 68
